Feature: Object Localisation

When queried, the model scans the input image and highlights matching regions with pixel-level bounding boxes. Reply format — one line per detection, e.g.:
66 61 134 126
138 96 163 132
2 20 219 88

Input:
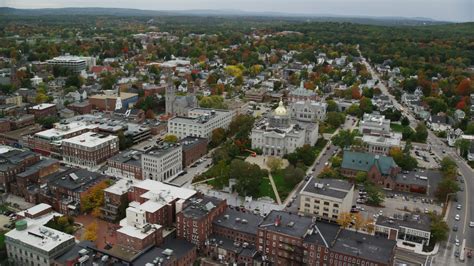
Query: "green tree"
455 138 470 158
332 130 357 149
199 95 227 109
359 97 373 114
355 171 368 184
326 100 338 112
434 178 459 202
345 104 361 117
210 128 227 148
413 123 428 142
401 116 410 127
365 182 384 206
283 165 305 187
326 112 346 128
429 213 449 242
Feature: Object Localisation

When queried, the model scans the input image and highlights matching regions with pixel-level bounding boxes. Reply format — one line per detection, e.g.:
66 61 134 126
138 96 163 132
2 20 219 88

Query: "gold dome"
274 100 287 116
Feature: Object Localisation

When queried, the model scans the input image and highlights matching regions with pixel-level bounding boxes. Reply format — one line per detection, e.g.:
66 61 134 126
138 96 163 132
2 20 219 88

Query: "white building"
375 214 432 246
5 204 75 266
359 113 391 135
167 108 234 140
289 99 327 122
362 133 402 155
141 144 182 182
46 55 96 72
251 100 318 156
299 178 354 222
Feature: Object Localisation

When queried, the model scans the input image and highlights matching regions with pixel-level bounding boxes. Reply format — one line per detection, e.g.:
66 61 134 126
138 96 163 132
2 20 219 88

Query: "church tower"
165 73 176 115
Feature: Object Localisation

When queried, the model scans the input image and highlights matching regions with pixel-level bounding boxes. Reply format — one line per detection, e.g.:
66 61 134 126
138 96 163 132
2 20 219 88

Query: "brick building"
340 151 400 190
106 149 143 180
180 136 207 168
28 103 57 118
0 149 40 192
0 119 11 133
101 178 134 221
38 168 109 215
176 194 227 249
10 158 59 202
62 132 119 170
23 121 98 157
68 101 92 115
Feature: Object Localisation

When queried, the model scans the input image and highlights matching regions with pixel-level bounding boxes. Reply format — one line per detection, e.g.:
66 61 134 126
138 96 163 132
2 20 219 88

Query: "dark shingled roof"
332 230 396 265
259 210 313 238
213 206 264 236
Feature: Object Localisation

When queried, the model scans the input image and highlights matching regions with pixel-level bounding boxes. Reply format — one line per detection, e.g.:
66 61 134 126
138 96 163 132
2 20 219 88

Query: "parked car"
453 225 458 232
455 214 460 221
457 204 462 210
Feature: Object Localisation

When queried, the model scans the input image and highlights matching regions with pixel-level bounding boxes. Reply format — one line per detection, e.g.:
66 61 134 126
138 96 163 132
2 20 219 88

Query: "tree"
337 212 352 229
318 167 339 179
353 212 365 232
83 222 98 242
210 128 226 148
163 134 178 143
365 183 384 206
327 100 338 112
199 95 227 109
45 216 75 234
455 138 470 158
332 130 357 149
413 123 428 142
434 178 459 202
295 144 316 166
440 157 457 179
80 180 110 213
425 97 447 114
345 104 361 117
326 112 346 128
283 165 305 187
365 218 375 234
118 131 133 150
355 171 367 184
37 116 59 129
359 97 373 114
231 159 268 197
331 156 342 168
401 116 410 127
429 213 449 242
286 153 299 167
389 147 418 171
267 157 284 173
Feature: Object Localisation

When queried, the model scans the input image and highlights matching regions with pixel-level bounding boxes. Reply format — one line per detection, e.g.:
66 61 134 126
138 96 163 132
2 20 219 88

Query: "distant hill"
0 7 451 26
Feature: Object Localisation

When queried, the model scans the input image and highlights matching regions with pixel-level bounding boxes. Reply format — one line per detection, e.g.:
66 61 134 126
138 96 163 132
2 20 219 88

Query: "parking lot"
353 189 443 221
0 214 11 229
410 145 439 169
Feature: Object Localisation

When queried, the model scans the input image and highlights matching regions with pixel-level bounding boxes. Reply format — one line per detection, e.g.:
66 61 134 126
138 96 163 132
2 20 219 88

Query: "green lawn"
258 178 276 201
390 123 405 132
272 171 294 201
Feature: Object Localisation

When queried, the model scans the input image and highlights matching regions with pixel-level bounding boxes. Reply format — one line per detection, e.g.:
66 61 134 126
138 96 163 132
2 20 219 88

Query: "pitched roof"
341 151 397 175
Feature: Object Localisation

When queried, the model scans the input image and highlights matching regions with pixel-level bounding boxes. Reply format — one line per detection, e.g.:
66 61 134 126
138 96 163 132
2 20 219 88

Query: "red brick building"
61 132 119 170
106 150 143 180
0 149 40 192
28 103 57 118
143 84 166 97
180 137 208 168
176 195 227 249
68 101 92 115
0 119 11 133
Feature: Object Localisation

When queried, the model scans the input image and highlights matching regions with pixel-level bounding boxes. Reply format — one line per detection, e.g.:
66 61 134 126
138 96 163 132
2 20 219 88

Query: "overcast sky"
3 0 473 22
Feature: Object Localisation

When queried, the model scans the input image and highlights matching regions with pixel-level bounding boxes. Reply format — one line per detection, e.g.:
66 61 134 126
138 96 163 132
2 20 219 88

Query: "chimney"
274 215 281 227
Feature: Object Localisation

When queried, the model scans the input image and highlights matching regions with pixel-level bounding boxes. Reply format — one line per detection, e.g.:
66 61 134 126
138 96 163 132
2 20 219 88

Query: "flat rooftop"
302 178 353 199
5 223 74 252
29 103 56 110
117 224 161 240
62 131 117 148
133 179 196 202
259 210 313 238
181 195 224 220
213 206 264 236
332 230 396 265
89 92 137 100
34 121 98 140
103 178 136 196
376 214 432 232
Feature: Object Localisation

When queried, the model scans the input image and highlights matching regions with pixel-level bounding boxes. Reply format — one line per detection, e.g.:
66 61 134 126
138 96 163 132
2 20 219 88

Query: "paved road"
360 51 473 265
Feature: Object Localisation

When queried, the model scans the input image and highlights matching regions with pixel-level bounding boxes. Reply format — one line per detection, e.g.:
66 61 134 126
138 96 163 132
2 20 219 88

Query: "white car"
455 238 460 246
470 221 474 227
454 214 460 221
457 204 462 210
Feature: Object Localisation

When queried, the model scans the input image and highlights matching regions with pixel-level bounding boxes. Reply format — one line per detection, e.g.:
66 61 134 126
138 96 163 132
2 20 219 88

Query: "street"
360 51 473 265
